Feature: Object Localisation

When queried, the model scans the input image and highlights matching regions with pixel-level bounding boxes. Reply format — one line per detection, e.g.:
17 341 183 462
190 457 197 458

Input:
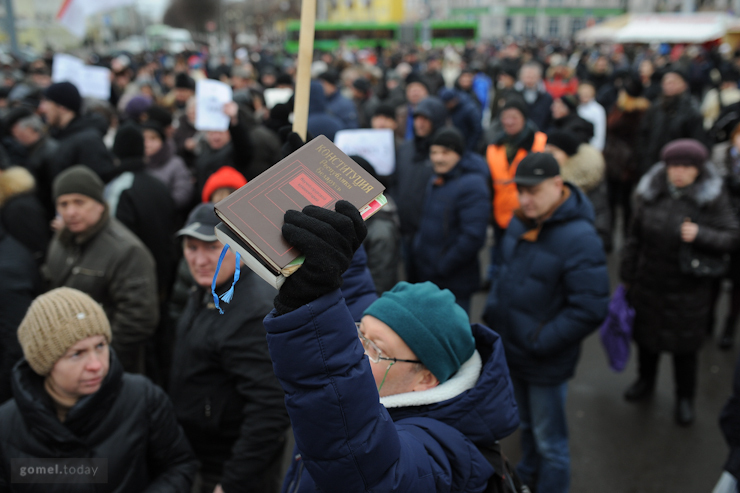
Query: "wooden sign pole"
292 0 317 141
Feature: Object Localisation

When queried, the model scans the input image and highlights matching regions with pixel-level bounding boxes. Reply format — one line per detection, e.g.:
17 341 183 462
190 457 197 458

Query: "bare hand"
681 221 699 243
51 215 65 232
223 101 239 125
184 138 196 151
213 485 224 493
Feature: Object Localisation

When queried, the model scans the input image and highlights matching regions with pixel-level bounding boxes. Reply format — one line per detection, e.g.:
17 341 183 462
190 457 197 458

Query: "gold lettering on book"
316 144 375 194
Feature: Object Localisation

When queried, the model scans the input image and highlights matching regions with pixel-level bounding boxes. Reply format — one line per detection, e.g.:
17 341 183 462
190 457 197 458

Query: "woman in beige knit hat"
0 287 198 492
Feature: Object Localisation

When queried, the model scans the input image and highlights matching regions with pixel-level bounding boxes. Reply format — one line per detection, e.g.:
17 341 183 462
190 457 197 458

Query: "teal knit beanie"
363 281 475 384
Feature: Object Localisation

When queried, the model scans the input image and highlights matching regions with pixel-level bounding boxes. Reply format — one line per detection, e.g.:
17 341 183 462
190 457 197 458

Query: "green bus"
284 20 477 53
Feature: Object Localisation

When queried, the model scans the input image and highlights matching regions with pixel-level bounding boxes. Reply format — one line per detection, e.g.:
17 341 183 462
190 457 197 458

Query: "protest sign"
335 129 396 175
195 79 233 131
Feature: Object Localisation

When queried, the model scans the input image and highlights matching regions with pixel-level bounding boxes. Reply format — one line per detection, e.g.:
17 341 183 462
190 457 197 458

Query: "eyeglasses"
356 323 422 365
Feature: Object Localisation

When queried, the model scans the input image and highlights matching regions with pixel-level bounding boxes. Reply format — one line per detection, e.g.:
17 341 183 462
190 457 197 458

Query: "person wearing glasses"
262 200 520 493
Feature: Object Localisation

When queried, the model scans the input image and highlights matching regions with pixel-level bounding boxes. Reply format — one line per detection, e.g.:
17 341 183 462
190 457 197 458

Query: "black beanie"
405 72 431 94
53 165 105 204
350 155 379 182
546 130 580 156
558 94 579 113
373 103 397 120
431 127 465 156
145 105 173 128
174 73 195 90
113 122 145 160
141 120 166 142
501 97 528 119
44 82 81 114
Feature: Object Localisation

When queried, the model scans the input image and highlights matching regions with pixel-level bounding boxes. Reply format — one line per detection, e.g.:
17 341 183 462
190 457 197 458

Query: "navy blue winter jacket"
340 244 378 321
263 289 520 493
449 92 483 152
411 153 491 299
483 183 610 385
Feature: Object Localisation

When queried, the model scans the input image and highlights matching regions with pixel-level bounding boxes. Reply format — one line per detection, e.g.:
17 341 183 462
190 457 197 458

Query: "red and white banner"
57 0 137 38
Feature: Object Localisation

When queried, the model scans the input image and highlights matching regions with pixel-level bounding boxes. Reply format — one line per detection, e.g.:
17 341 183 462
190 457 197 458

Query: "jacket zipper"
287 454 304 493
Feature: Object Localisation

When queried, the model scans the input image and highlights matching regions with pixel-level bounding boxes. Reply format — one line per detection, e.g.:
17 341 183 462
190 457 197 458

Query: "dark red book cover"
214 135 385 271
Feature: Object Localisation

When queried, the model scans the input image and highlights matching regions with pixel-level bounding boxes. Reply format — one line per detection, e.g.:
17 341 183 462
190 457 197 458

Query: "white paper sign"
52 54 112 100
52 54 85 84
195 79 233 131
80 66 111 100
263 88 294 110
334 129 396 176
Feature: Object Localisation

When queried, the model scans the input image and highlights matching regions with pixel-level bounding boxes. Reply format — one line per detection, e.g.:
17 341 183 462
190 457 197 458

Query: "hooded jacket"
0 350 198 492
145 141 194 211
446 91 483 152
263 289 520 493
49 116 114 182
393 97 447 237
325 88 359 130
412 153 491 298
307 80 345 142
484 184 610 385
620 162 740 353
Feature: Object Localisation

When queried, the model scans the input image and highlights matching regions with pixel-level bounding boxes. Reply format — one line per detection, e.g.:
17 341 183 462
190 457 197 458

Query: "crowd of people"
1 38 740 492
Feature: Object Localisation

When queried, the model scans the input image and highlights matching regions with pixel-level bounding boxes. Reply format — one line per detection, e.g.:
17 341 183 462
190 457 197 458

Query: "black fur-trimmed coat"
620 162 740 353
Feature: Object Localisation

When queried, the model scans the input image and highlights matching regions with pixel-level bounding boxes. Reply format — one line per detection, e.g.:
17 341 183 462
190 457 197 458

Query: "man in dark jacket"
169 204 291 493
262 200 520 492
44 166 159 374
484 153 610 493
637 67 707 176
5 109 58 218
38 82 114 181
194 101 254 196
392 96 447 272
438 87 483 152
514 62 553 132
412 128 490 313
318 70 359 129
0 287 198 491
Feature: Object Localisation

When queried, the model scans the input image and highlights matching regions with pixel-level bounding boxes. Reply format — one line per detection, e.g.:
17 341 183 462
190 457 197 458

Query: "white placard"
195 79 233 131
334 129 396 176
264 88 294 110
52 54 111 101
80 66 111 100
51 54 85 84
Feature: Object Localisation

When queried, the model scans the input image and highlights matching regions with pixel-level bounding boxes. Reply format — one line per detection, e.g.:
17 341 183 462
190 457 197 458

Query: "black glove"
274 200 368 315
278 129 312 159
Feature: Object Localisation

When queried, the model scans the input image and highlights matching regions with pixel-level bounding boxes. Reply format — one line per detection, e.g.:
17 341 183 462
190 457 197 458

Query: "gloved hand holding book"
274 200 367 315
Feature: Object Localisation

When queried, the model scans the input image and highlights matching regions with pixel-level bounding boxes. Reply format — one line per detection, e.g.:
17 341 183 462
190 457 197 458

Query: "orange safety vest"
486 132 548 229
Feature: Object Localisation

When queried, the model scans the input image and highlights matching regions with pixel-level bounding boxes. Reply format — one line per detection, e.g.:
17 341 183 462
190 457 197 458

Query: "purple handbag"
599 284 635 372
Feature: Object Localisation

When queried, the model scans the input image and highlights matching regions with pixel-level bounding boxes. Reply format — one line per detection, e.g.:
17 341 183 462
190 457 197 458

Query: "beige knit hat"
17 288 112 375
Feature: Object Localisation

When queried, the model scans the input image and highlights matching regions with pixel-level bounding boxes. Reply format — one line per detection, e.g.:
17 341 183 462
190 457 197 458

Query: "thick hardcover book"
214 135 386 285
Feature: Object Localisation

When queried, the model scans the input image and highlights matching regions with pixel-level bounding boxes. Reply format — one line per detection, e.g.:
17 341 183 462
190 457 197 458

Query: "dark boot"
624 378 655 402
719 317 737 350
675 398 694 426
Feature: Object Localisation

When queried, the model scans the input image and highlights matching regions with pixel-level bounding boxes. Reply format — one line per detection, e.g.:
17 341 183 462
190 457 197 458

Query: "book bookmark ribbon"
212 244 241 315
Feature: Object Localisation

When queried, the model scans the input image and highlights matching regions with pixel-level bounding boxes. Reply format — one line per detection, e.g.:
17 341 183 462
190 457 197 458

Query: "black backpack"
476 442 530 493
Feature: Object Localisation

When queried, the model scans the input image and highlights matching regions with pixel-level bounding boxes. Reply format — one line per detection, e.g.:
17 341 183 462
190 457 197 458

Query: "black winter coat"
105 158 177 299
168 274 290 493
0 222 39 405
49 116 114 181
621 162 740 353
0 351 198 492
603 94 650 184
636 94 707 176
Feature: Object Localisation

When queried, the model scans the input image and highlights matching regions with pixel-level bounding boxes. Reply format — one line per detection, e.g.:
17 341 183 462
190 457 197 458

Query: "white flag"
57 0 136 38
